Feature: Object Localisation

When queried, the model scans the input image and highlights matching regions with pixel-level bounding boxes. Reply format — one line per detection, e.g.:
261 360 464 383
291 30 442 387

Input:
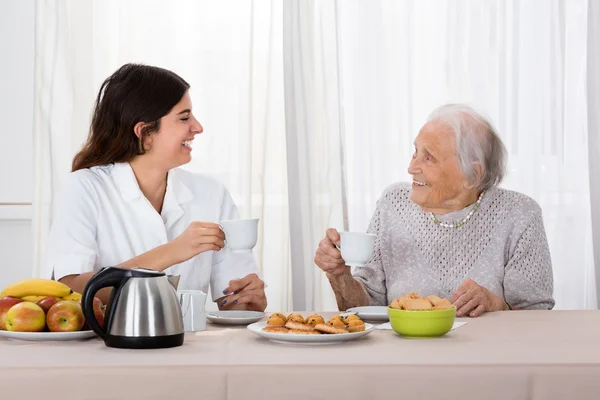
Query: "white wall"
0 0 35 289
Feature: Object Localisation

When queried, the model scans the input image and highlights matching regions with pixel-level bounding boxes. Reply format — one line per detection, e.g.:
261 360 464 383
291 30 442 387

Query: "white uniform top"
42 162 259 302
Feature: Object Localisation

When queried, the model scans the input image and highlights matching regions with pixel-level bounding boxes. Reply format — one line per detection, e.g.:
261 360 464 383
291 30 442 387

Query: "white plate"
206 311 266 325
247 322 375 345
0 330 98 342
346 306 389 322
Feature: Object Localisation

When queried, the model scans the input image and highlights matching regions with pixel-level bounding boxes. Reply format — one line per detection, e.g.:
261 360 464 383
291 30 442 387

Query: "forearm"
327 269 370 311
117 242 178 272
59 243 179 305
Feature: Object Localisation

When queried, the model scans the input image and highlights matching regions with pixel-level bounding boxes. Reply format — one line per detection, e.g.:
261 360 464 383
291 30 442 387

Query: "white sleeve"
209 187 261 301
43 172 99 281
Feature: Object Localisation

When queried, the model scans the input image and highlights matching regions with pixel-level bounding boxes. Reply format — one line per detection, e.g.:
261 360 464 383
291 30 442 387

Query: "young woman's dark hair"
72 63 190 171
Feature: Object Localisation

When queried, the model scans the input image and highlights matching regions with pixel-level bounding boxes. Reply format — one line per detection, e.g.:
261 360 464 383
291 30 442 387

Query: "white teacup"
338 231 376 267
177 289 207 332
219 218 259 252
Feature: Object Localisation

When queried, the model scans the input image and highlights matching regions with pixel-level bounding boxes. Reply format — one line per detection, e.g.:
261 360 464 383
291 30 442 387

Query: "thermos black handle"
82 267 129 339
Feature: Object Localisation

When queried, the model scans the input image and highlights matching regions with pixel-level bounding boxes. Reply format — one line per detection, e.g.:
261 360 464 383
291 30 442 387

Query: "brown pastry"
326 318 347 329
314 323 348 334
305 314 325 327
287 313 305 324
288 329 322 335
426 295 443 306
285 320 313 331
432 298 453 310
404 298 433 310
266 314 287 326
343 314 362 323
346 319 365 332
262 326 289 333
390 298 403 310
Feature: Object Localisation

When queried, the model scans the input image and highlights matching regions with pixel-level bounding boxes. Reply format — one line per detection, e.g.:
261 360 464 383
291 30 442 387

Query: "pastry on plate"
314 323 348 334
343 314 362 323
288 329 322 335
266 313 287 326
305 314 325 327
262 326 289 334
287 313 305 324
285 320 313 331
346 319 365 333
326 318 347 329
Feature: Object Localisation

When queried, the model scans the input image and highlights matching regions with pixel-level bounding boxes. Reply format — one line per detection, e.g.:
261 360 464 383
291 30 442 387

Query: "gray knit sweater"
353 183 555 310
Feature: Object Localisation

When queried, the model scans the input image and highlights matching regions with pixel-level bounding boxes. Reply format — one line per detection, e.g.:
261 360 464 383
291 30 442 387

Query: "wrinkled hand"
219 273 266 312
451 278 508 317
170 222 225 264
314 228 347 278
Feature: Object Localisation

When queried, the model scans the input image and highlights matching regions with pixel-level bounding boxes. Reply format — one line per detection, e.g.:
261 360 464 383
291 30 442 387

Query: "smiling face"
137 91 203 170
407 121 478 213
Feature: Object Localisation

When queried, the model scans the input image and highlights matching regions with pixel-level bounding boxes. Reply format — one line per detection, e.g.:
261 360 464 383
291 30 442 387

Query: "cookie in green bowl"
387 306 456 338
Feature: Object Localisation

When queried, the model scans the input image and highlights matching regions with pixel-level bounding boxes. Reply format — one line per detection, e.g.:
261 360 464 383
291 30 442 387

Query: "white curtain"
33 0 597 311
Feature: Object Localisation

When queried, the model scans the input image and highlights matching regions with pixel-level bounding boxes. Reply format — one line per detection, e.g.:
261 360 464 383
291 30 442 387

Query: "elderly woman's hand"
314 228 347 277
451 278 509 317
219 273 267 312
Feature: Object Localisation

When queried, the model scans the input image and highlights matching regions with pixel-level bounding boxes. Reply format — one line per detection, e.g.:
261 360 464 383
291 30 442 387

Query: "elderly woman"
314 104 554 317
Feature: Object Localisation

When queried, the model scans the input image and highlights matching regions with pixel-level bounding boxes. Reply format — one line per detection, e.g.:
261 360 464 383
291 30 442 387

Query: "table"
1 310 600 399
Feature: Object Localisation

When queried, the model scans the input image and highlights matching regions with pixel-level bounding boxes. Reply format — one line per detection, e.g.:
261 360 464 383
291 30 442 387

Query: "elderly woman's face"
407 121 471 213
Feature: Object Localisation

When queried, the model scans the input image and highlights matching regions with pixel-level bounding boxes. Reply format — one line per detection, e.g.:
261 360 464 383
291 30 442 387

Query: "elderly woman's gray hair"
428 104 507 191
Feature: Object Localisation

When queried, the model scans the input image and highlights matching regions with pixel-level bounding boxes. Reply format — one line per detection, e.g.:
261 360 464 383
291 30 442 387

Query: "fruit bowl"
387 306 456 337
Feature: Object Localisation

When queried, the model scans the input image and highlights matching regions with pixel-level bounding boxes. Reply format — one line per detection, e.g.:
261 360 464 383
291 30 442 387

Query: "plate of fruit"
0 278 104 341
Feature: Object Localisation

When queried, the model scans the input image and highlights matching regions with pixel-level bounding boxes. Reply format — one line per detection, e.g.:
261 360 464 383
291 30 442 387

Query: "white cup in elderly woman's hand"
219 218 259 252
338 232 376 267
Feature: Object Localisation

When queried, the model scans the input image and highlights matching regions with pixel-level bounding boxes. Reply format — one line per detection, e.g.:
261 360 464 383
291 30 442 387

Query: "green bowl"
387 306 456 338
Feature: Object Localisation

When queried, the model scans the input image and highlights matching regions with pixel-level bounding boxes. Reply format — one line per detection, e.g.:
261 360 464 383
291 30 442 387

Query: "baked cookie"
343 314 362 323
314 323 348 334
326 318 347 329
287 313 305 324
346 319 365 332
426 295 443 306
404 298 433 310
390 298 404 310
285 320 313 331
432 298 453 310
289 329 322 335
305 314 325 326
266 313 287 326
262 326 289 334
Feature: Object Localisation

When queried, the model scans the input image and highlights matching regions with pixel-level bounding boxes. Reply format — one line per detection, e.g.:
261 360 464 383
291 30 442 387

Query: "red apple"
5 302 46 332
0 297 23 330
46 300 85 332
36 296 59 314
79 297 105 330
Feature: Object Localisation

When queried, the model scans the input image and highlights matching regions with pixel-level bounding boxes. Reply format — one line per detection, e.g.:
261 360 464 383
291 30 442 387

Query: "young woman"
43 63 266 311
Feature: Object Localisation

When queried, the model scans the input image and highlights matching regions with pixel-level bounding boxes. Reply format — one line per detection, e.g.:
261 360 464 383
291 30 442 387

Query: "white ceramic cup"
219 218 259 252
177 290 207 332
338 231 376 267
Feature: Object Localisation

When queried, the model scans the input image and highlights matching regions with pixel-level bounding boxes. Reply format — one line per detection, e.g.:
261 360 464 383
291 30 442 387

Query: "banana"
1 278 73 298
21 295 47 302
62 292 82 302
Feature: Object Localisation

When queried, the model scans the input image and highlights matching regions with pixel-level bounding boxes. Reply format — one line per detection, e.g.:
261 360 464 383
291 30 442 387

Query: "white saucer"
346 306 389 322
206 310 266 325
